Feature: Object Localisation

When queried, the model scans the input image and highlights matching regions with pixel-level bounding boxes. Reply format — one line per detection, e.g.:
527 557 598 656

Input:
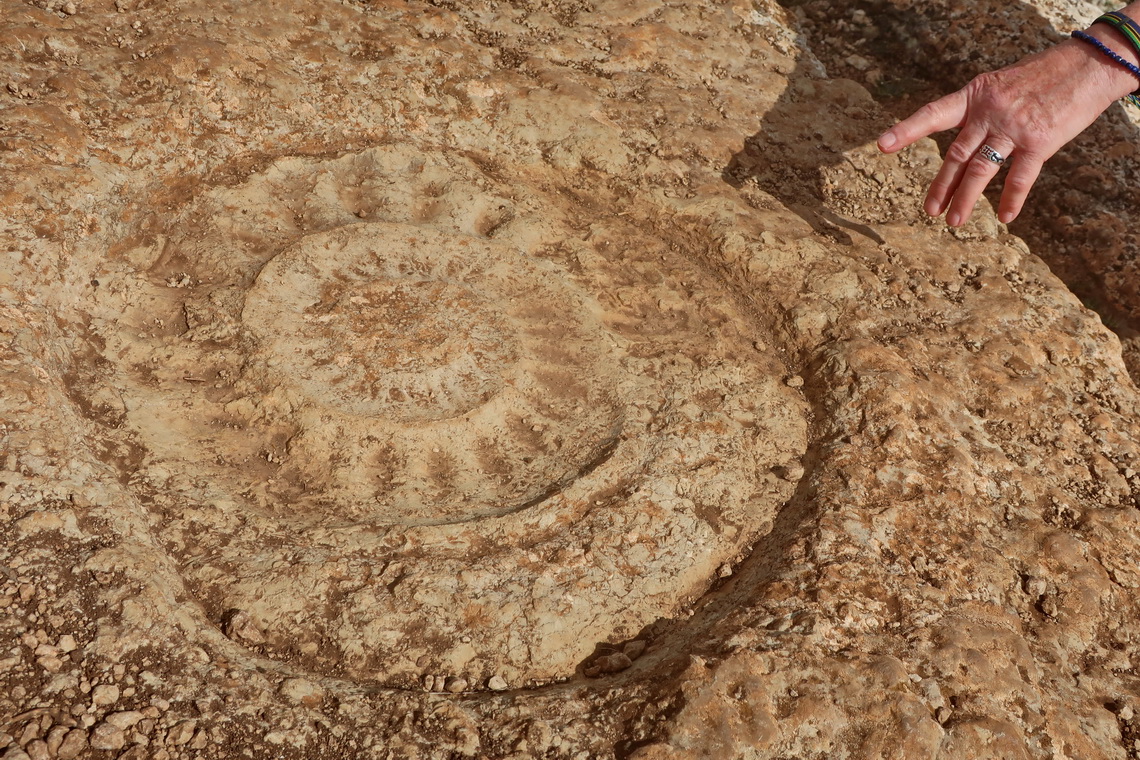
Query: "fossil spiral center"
283 275 514 422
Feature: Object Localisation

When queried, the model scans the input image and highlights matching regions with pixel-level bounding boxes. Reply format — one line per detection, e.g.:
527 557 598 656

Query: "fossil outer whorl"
63 146 809 688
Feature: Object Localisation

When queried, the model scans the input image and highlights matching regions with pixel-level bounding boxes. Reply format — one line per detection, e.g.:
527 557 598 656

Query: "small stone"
37 656 64 673
1 747 31 760
55 730 87 760
167 720 197 746
221 610 265 645
1023 576 1047 598
718 563 733 578
118 748 148 760
25 741 49 760
935 706 952 724
89 724 125 752
57 636 77 653
444 677 468 693
622 640 647 660
62 2 77 14
1110 700 1135 720
767 615 794 632
594 652 633 674
45 726 68 755
104 711 143 730
90 684 119 706
487 675 508 691
279 678 324 707
784 375 804 388
774 464 805 481
18 724 39 747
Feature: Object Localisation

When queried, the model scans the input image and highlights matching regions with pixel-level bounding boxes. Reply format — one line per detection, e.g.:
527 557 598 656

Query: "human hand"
877 33 1139 227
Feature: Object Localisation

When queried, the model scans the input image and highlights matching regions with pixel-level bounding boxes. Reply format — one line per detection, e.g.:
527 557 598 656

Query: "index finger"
878 90 969 153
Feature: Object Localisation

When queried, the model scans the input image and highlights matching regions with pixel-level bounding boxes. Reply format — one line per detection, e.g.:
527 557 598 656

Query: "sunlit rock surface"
3 0 1140 757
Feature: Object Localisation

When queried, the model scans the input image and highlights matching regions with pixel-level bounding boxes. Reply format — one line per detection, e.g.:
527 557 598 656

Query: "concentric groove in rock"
63 145 810 688
239 222 625 527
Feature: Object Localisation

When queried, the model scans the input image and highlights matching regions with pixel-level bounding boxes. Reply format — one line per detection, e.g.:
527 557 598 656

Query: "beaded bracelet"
1071 30 1140 107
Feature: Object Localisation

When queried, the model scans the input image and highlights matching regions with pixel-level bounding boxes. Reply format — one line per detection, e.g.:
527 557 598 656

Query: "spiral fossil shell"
54 144 808 687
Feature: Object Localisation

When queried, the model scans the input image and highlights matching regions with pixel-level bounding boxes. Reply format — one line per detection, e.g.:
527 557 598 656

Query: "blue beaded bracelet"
1072 29 1140 108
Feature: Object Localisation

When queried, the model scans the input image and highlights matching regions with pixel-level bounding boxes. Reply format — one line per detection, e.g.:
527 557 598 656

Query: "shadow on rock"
775 0 1140 367
722 50 887 248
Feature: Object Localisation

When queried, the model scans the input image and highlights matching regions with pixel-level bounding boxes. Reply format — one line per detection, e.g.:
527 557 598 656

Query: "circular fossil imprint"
67 146 809 688
238 223 624 526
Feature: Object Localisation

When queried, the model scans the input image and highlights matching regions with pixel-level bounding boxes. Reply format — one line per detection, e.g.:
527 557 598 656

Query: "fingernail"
947 212 961 227
878 132 897 150
999 211 1013 224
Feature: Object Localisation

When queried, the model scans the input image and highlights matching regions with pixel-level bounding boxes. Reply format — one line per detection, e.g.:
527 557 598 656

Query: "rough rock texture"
4 0 1140 758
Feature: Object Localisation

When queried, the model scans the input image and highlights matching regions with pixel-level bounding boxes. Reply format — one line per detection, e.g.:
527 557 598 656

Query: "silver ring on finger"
979 144 1005 165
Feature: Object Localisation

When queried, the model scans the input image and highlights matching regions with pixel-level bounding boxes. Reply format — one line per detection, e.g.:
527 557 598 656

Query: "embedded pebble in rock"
53 732 87 760
44 728 67 757
104 711 144 730
279 679 324 708
88 724 125 752
166 721 197 747
5 0 1140 757
221 610 265 646
89 685 118 707
623 640 648 661
583 651 635 678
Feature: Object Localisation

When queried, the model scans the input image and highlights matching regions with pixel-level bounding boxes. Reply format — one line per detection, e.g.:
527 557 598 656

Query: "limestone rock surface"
3 0 1140 757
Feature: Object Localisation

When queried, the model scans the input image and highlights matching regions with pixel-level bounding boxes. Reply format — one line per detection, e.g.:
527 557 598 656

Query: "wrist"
1067 29 1140 102
1088 21 1140 67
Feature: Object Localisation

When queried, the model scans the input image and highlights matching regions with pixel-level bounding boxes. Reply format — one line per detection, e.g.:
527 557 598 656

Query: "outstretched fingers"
878 89 968 153
944 137 1014 226
997 153 1044 224
921 123 988 221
